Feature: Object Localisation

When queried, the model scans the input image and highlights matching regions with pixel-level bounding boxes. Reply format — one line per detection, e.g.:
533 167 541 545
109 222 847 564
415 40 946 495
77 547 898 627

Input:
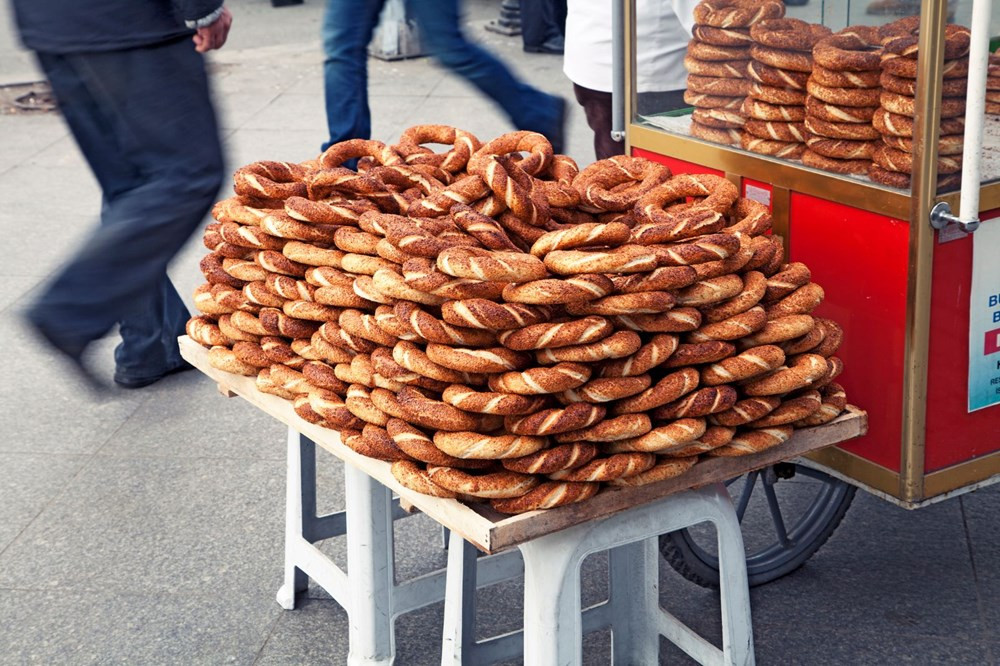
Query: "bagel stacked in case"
989 53 1000 116
870 17 970 189
800 27 883 175
684 0 786 146
188 126 850 514
741 18 831 160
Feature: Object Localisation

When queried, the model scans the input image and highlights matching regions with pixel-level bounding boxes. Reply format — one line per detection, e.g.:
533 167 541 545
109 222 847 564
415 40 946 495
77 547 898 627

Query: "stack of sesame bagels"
870 17 970 189
742 17 831 160
990 54 1000 115
685 0 786 146
188 125 850 515
801 26 883 175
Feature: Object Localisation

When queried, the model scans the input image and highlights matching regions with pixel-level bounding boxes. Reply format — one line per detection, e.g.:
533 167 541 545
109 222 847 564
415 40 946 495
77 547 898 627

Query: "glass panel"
629 0 1000 192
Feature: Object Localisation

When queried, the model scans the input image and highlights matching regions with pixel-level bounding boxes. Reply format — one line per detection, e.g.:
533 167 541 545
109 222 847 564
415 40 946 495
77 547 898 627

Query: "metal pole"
611 0 625 143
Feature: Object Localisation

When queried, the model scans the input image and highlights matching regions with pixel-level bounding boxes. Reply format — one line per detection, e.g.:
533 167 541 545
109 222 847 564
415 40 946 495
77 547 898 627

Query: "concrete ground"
0 1 998 664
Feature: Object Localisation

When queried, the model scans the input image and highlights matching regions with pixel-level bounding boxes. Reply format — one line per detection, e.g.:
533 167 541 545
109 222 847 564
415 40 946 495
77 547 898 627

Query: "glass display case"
624 0 1000 506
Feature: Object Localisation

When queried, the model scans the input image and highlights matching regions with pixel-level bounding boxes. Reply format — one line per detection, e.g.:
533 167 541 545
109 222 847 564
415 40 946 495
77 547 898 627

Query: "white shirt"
564 0 698 93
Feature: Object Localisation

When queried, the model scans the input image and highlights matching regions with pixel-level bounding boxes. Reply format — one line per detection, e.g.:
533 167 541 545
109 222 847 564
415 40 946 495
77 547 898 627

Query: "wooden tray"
180 336 868 553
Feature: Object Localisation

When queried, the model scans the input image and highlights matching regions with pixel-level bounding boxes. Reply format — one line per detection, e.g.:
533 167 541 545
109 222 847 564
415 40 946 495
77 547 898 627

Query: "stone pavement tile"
23 133 88 169
225 127 325 168
747 491 983 640
210 88 282 132
0 276 37 313
0 455 285 595
0 314 148 455
99 373 286 460
253 597 351 665
242 93 329 133
0 452 88 553
0 587 280 664
0 115 67 175
960 487 1000 630
753 627 991 665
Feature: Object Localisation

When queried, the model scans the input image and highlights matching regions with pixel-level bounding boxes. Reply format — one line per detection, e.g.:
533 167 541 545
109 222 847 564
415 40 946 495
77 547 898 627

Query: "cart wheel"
659 462 855 588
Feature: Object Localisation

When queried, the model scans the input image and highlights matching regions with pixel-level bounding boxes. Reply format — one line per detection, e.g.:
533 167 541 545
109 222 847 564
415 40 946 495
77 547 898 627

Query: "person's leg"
321 0 385 149
407 0 566 150
29 39 223 378
573 84 622 160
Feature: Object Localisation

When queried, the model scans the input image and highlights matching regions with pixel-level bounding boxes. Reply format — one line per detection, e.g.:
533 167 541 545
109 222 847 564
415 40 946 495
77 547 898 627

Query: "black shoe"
524 35 564 55
114 360 195 389
27 315 108 394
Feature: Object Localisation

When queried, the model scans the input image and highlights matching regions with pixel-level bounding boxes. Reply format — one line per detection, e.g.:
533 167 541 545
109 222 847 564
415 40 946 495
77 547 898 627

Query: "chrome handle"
930 201 980 234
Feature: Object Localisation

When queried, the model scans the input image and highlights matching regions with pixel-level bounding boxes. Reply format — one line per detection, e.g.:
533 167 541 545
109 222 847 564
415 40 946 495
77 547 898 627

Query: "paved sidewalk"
0 1 997 664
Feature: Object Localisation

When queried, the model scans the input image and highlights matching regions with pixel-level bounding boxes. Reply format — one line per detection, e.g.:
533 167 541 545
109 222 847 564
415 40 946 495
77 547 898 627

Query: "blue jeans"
321 0 564 150
30 37 224 382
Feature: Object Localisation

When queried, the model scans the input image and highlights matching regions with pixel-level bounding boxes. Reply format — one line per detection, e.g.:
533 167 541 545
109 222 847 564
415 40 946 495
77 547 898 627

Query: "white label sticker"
969 218 1000 412
744 184 771 208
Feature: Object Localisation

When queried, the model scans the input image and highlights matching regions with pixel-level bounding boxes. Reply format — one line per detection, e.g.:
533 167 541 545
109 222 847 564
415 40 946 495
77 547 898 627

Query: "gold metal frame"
624 0 1000 503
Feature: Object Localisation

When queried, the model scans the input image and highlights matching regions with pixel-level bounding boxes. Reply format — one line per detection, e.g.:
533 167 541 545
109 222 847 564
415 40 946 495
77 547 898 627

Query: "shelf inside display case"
627 0 1000 215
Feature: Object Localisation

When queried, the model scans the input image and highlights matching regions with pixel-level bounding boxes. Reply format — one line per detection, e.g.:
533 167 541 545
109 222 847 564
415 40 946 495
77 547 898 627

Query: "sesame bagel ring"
880 91 965 119
879 71 965 98
701 344 786 385
502 274 615 305
804 98 877 124
233 161 308 200
801 150 870 175
690 121 743 146
395 124 482 173
613 266 699 293
709 426 792 457
425 466 539 499
599 333 678 377
505 403 606 436
872 108 965 138
392 302 496 347
873 144 962 175
742 98 806 122
684 91 746 110
654 385 739 419
441 299 552 330
710 396 781 426
604 418 707 454
572 158 672 213
436 246 547 283
566 291 677 316
612 367 700 414
688 75 750 97
553 413 652 443
813 29 882 72
490 481 601 514
548 452 657 482
804 116 881 141
502 443 599 475
881 23 970 61
746 390 822 427
702 271 766 322
684 55 749 78
488 362 592 395
688 40 750 62
750 18 830 51
806 80 880 107
392 341 482 384
385 418 490 469
749 44 813 73
433 431 548 460
692 25 753 47
742 353 829 395
747 61 810 90
740 135 806 160
743 120 807 143
793 382 847 427
397 386 500 432
559 375 652 403
530 222 633 255
441 384 548 416
498 316 613 351
450 204 520 251
426 343 533 374
613 308 703 333
538 330 644 365
607 457 700 486
688 306 767 342
660 426 735 457
810 66 880 90
804 136 875 160
881 134 964 157
544 245 659 275
391 461 458 498
692 0 784 28
691 108 747 130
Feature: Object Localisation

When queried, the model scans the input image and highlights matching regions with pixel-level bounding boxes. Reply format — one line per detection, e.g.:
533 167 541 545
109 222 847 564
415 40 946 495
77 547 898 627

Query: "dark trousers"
521 0 566 49
321 0 564 150
31 37 223 381
573 83 687 160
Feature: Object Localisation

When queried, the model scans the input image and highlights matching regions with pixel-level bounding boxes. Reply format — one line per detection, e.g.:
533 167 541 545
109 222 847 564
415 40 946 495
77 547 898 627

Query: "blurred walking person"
522 0 566 54
10 0 232 389
322 0 566 153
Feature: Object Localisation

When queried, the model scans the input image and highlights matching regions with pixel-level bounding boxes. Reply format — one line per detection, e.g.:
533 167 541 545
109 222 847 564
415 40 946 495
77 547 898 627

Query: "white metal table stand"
441 483 755 666
276 428 523 665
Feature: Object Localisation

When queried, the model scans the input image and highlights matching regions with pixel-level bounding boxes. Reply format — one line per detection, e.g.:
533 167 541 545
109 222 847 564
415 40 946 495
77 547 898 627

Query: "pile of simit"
187 126 849 514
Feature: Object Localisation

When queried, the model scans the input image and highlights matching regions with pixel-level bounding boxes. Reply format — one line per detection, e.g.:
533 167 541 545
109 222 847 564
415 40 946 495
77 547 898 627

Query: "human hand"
193 6 233 53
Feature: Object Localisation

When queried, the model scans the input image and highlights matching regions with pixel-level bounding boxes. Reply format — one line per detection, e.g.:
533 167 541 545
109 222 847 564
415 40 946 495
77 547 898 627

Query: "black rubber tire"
659 463 856 588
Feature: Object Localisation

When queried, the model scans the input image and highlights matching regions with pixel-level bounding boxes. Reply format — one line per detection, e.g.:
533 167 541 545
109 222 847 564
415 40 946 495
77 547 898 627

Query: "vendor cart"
615 0 1000 586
